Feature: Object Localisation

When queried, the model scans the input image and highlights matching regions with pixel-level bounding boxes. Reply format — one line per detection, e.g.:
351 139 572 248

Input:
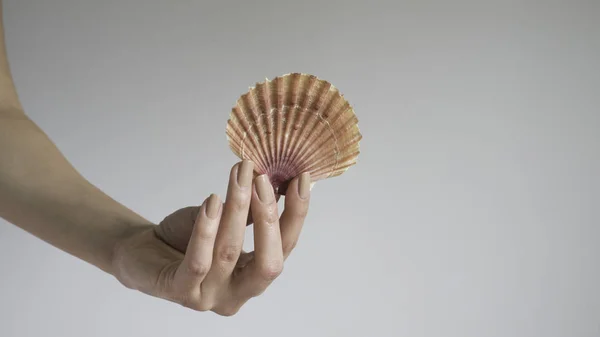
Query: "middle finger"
234 174 283 298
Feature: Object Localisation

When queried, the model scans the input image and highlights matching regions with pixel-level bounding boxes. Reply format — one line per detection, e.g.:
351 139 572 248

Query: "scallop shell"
225 73 362 195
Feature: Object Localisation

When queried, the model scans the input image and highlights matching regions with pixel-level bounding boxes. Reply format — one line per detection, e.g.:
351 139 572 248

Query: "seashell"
225 73 362 195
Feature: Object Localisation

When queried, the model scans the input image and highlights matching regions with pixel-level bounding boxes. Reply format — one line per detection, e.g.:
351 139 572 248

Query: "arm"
0 1 311 316
0 1 152 274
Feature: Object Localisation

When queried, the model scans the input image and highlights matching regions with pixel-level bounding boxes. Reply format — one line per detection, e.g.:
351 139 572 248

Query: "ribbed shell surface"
226 73 361 194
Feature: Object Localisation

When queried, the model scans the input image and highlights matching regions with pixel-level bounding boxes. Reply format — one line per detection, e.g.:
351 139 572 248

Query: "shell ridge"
241 103 266 171
294 108 360 176
280 75 323 172
284 88 340 175
290 96 349 174
249 90 269 169
244 91 271 172
225 73 361 194
262 80 277 174
274 77 283 170
281 75 302 175
295 114 340 177
254 82 274 171
280 77 296 170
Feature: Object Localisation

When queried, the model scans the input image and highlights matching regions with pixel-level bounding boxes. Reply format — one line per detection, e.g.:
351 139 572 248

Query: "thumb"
155 206 200 252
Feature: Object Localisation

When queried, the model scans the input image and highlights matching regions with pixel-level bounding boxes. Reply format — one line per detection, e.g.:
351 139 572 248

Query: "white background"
1 1 599 336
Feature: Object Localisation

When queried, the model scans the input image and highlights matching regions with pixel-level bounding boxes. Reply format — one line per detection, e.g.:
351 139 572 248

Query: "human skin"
0 1 311 316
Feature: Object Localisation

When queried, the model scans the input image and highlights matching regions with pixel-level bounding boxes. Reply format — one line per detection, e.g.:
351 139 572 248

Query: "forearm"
0 1 22 114
0 2 153 275
0 114 154 274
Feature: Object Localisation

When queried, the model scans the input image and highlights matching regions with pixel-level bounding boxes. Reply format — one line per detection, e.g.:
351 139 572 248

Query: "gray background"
1 0 599 336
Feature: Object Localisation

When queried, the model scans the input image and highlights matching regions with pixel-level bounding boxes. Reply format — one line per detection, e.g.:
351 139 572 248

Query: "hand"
111 160 311 316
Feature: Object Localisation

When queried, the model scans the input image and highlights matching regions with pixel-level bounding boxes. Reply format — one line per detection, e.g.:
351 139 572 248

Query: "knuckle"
187 260 211 277
218 244 241 263
195 302 214 312
217 305 241 317
283 240 298 254
258 260 283 281
230 195 250 213
261 210 279 225
197 230 216 242
196 226 217 241
182 298 212 312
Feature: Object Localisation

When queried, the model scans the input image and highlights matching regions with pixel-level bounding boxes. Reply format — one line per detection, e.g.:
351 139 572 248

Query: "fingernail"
298 172 311 199
256 175 275 203
237 160 254 187
205 194 221 219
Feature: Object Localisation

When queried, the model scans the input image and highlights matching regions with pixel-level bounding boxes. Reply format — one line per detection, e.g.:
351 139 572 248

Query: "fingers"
204 160 254 283
173 194 222 298
253 175 284 282
235 174 283 298
245 194 281 226
160 169 310 315
279 172 311 259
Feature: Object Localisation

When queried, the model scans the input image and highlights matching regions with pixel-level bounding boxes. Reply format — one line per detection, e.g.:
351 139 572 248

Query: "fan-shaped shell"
225 73 362 195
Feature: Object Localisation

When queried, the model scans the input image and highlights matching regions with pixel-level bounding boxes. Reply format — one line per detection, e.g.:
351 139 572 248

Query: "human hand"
111 161 311 316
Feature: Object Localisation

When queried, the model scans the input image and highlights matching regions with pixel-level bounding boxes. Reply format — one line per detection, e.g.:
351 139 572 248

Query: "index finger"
172 194 222 298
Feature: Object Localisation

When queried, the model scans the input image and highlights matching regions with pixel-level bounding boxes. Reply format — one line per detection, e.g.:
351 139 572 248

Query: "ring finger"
234 174 283 298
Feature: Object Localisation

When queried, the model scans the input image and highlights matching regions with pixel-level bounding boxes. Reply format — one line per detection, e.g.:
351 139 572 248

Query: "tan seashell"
225 73 362 195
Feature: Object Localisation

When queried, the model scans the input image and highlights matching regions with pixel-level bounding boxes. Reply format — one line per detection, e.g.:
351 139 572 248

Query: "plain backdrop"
1 1 599 336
